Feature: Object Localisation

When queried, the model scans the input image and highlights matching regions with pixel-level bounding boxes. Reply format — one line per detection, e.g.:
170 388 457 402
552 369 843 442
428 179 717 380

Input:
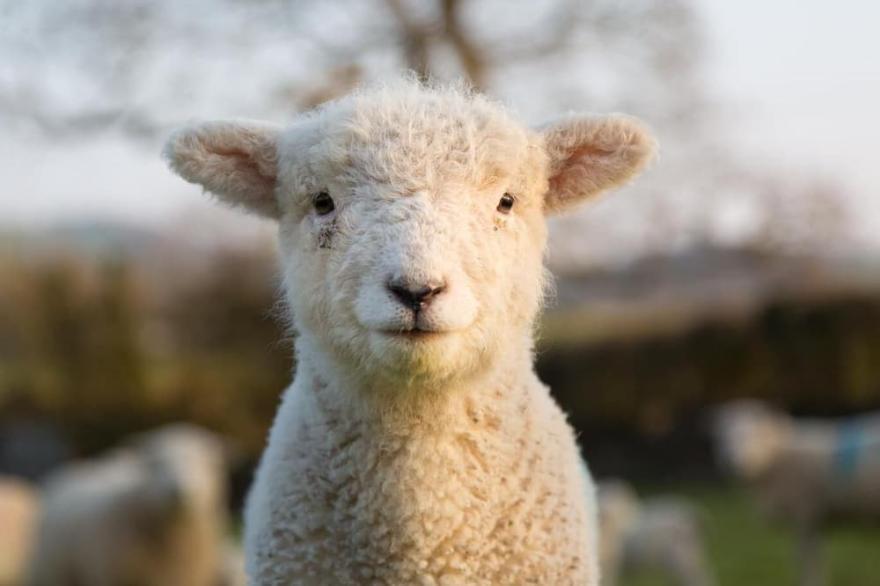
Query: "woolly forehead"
276 92 548 202
163 84 656 222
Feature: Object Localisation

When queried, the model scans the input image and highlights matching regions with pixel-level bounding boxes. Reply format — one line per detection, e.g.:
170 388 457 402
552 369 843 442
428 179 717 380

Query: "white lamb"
25 424 229 586
164 79 655 585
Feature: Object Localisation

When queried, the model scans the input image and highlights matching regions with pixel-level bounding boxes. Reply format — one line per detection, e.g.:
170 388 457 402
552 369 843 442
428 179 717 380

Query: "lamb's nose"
387 278 447 311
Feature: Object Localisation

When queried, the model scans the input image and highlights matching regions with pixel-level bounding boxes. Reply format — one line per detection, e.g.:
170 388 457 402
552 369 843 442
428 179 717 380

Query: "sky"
1 0 878 238
700 0 880 202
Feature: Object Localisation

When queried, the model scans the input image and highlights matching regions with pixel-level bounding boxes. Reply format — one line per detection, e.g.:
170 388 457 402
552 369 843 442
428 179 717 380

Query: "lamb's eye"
312 192 335 216
497 193 515 214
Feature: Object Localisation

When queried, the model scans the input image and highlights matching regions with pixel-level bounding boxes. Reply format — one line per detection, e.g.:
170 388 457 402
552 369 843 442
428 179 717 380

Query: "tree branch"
440 0 487 90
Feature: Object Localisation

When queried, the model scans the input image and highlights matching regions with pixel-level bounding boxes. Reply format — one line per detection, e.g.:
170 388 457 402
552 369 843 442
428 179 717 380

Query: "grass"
620 485 880 586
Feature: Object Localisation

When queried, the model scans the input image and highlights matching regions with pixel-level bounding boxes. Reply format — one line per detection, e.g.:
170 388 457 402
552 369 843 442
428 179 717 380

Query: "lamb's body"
164 79 655 585
246 358 595 584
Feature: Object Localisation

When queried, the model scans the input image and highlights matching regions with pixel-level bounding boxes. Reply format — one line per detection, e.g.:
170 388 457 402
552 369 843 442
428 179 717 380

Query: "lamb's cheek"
497 221 542 323
284 239 336 337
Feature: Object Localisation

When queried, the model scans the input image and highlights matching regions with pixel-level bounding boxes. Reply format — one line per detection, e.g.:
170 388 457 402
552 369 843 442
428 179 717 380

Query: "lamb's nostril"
387 280 447 311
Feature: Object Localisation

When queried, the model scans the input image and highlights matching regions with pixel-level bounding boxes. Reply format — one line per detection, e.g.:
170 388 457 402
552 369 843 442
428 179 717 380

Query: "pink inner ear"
205 144 277 203
541 113 655 214
569 145 617 160
213 145 275 179
230 154 276 197
548 145 614 195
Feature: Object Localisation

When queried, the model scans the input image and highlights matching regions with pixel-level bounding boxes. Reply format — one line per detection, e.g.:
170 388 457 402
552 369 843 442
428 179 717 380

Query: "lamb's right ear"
539 114 655 215
163 120 282 219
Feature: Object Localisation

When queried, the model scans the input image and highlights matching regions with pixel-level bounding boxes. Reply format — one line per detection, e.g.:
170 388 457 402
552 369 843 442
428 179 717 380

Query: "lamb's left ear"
163 120 281 219
539 114 656 215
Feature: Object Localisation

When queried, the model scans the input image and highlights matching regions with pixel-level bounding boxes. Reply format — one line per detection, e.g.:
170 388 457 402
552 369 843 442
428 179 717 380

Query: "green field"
621 486 880 586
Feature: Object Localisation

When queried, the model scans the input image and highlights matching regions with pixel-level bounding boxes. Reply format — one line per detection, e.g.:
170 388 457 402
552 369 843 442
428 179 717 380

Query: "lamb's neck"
293 335 538 432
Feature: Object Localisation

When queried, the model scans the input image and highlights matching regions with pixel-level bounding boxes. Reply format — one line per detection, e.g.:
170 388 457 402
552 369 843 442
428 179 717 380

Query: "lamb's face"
273 98 551 384
164 82 655 389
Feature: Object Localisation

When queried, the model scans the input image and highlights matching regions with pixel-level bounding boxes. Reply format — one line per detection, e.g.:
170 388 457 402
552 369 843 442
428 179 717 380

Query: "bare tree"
0 0 703 137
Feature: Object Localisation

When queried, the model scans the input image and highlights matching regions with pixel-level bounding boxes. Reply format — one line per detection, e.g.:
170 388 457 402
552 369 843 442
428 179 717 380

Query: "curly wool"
243 353 597 585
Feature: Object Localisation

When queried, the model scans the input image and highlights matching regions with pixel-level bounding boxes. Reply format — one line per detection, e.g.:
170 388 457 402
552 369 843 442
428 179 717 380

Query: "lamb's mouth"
378 328 449 340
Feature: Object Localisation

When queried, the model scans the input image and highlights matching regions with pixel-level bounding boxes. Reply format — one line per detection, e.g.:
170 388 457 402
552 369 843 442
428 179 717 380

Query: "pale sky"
701 0 880 201
2 0 878 239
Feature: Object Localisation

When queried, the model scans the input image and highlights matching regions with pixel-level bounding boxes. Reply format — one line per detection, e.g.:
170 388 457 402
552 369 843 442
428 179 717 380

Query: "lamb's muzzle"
386 277 447 312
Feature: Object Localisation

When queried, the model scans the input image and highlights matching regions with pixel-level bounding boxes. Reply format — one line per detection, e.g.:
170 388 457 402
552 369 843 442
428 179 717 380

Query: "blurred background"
2 1 880 584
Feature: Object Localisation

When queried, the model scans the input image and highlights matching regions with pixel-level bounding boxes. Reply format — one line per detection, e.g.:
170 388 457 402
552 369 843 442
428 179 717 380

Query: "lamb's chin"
364 328 474 379
369 328 458 353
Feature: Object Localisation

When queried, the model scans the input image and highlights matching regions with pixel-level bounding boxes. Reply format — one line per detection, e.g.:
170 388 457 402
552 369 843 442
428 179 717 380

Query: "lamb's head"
132 424 227 512
164 82 654 389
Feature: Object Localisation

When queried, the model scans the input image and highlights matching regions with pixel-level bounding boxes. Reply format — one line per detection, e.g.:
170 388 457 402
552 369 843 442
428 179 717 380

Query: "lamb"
25 424 229 586
597 480 715 586
596 480 640 585
164 79 656 585
714 400 880 586
0 476 39 586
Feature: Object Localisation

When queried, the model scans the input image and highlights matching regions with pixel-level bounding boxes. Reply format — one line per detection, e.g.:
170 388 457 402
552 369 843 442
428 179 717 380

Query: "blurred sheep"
714 400 880 586
597 480 640 586
597 480 715 586
25 424 230 586
0 477 39 586
220 539 247 586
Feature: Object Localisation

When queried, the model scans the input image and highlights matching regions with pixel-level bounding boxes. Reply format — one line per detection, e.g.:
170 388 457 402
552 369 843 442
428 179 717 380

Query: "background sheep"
0 477 39 586
714 400 880 586
597 480 640 586
597 480 715 586
164 79 656 585
25 424 230 586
